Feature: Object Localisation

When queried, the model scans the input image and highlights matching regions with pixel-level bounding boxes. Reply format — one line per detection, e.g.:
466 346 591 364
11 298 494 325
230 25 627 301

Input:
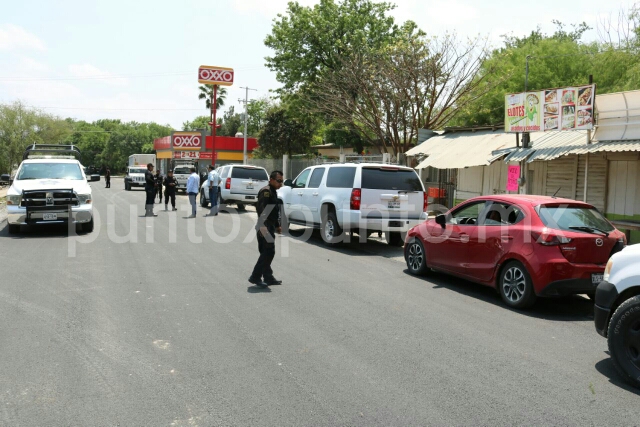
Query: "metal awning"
594 90 640 141
503 131 588 163
412 130 521 169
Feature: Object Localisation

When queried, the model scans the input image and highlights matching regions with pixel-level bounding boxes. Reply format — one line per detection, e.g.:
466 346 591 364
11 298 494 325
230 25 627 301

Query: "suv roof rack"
23 144 82 160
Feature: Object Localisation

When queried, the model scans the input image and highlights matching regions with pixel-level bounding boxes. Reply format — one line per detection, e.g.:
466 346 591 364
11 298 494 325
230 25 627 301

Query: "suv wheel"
200 191 208 208
498 261 537 309
8 224 20 234
405 238 428 275
607 295 640 388
321 210 343 245
82 218 94 233
125 182 130 191
386 231 405 247
236 203 246 211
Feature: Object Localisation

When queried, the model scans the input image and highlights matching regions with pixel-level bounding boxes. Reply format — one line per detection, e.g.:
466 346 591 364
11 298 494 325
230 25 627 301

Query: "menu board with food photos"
505 84 595 133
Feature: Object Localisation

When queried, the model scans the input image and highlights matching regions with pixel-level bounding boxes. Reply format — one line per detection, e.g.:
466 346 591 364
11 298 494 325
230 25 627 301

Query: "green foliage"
323 122 365 153
258 105 316 157
198 85 227 110
182 116 211 131
265 0 403 92
218 106 243 137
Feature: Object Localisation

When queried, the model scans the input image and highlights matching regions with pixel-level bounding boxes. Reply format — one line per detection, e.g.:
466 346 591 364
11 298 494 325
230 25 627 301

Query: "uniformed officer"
163 169 178 211
144 163 157 217
248 170 284 287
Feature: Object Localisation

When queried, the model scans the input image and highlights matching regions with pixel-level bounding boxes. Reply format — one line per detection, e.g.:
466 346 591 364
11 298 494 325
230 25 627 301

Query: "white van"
200 164 269 210
278 163 427 245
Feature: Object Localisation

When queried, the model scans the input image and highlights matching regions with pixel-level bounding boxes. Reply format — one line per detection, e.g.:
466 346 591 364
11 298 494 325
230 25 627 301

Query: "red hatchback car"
404 195 627 308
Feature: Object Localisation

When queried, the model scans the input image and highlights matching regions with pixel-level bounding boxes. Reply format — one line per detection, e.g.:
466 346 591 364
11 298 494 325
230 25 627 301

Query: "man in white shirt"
186 167 200 218
205 165 220 217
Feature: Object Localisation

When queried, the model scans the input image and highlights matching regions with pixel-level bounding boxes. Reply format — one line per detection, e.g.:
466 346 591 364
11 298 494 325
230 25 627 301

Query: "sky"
0 0 636 130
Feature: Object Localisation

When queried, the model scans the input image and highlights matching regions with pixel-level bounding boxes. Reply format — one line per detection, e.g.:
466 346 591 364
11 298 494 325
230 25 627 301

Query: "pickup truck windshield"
129 168 147 174
17 163 84 180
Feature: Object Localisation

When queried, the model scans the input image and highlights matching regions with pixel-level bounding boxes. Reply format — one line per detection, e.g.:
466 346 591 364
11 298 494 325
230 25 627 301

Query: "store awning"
594 90 640 141
412 130 522 169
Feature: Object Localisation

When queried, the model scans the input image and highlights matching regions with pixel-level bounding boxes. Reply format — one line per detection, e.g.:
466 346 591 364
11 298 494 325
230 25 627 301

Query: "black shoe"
248 277 269 287
265 278 282 285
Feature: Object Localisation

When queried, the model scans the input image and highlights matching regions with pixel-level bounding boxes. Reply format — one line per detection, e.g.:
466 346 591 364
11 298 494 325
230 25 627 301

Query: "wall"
606 154 640 243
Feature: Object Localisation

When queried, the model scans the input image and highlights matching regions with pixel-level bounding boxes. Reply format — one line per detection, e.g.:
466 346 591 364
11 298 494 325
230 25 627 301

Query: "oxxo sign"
172 132 202 151
198 65 234 86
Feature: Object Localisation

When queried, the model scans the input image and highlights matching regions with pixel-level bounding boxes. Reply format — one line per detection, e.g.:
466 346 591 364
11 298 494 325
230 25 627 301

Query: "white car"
277 163 427 246
594 243 640 388
124 166 147 191
200 164 269 210
6 145 94 234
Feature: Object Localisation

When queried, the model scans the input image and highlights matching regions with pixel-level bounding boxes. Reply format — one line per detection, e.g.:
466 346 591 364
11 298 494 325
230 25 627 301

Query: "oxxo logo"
173 134 202 148
199 68 233 83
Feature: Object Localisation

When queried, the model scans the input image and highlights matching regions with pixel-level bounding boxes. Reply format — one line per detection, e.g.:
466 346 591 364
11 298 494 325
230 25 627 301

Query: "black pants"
145 188 155 205
251 226 276 281
165 191 176 208
156 187 163 202
105 178 110 188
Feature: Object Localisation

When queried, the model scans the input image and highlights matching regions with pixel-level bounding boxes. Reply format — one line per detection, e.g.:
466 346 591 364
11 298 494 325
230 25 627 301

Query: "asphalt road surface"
0 178 638 426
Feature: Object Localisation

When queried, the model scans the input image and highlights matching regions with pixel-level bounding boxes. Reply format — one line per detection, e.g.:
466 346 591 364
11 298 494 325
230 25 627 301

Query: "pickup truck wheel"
321 210 343 245
125 183 130 191
498 261 537 309
8 224 20 234
82 218 94 233
607 295 640 388
386 231 405 247
200 191 208 207
405 238 428 275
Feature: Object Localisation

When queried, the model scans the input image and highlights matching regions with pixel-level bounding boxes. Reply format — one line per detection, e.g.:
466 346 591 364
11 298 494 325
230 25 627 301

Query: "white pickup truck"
6 144 94 234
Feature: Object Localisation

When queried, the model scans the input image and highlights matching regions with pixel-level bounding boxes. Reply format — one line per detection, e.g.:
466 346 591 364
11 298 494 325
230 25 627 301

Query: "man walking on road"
155 169 163 204
144 163 157 217
186 167 199 218
205 165 220 217
163 169 178 211
249 170 284 287
105 168 111 188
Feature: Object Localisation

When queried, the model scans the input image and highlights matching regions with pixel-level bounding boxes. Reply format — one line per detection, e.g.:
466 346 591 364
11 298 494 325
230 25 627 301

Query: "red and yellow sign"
172 132 202 150
198 65 234 86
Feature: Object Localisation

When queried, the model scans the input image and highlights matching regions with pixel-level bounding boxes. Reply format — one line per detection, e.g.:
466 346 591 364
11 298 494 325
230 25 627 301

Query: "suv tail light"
531 230 572 246
225 177 231 190
423 192 428 212
350 188 361 210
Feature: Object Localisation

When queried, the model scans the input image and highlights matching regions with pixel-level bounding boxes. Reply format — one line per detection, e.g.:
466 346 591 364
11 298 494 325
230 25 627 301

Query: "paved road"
0 178 638 426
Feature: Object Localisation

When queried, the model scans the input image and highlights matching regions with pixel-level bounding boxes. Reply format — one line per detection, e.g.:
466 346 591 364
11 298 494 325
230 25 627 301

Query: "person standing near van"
154 169 163 204
186 167 199 218
144 163 157 217
205 165 220 217
249 170 284 287
105 168 111 188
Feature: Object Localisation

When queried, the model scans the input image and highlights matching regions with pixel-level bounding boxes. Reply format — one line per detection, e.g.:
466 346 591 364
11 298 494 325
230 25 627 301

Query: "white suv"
201 164 269 210
6 145 94 234
594 243 640 388
277 163 427 245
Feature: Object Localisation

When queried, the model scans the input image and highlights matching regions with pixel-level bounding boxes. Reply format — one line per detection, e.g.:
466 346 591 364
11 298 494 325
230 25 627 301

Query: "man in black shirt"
249 170 284 287
144 163 157 217
163 170 178 211
154 169 163 204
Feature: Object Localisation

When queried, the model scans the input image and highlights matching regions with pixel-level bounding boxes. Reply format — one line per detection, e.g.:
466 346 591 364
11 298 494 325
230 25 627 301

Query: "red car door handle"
502 235 514 240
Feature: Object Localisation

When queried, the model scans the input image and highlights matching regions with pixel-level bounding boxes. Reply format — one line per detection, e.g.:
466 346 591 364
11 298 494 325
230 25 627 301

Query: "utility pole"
239 86 257 164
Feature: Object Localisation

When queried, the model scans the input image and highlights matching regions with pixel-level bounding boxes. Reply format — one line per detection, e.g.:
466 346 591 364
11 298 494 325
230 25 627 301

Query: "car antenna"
552 187 561 198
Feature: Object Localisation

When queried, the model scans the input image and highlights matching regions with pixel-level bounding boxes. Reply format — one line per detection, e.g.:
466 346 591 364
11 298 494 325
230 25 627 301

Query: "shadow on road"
404 268 596 322
0 222 80 239
247 286 271 294
595 357 640 396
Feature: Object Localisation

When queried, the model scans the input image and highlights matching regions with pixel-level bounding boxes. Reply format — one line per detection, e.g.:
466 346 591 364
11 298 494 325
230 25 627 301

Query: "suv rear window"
231 167 268 180
538 205 614 233
326 167 356 188
361 168 422 191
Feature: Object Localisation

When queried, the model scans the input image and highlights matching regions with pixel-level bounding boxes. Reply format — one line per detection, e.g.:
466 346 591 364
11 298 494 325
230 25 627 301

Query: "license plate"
43 213 57 221
388 201 401 209
246 196 255 200
246 185 253 189
591 273 604 285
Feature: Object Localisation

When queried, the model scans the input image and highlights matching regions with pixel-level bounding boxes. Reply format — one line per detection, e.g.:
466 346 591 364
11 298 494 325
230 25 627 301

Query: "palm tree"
198 84 227 110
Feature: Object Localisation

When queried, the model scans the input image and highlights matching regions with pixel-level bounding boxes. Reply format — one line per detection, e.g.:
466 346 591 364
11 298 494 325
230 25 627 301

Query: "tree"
218 106 243 137
182 116 211 131
198 84 227 110
265 0 404 92
258 106 315 157
246 97 272 137
307 30 495 154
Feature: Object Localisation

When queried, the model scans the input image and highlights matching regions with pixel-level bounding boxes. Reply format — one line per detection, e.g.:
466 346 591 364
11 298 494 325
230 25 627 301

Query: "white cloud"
68 63 129 86
0 24 46 51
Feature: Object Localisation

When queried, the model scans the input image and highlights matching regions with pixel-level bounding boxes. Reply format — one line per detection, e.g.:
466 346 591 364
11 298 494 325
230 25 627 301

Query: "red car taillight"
350 188 361 210
225 177 231 190
423 192 428 212
531 230 572 246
